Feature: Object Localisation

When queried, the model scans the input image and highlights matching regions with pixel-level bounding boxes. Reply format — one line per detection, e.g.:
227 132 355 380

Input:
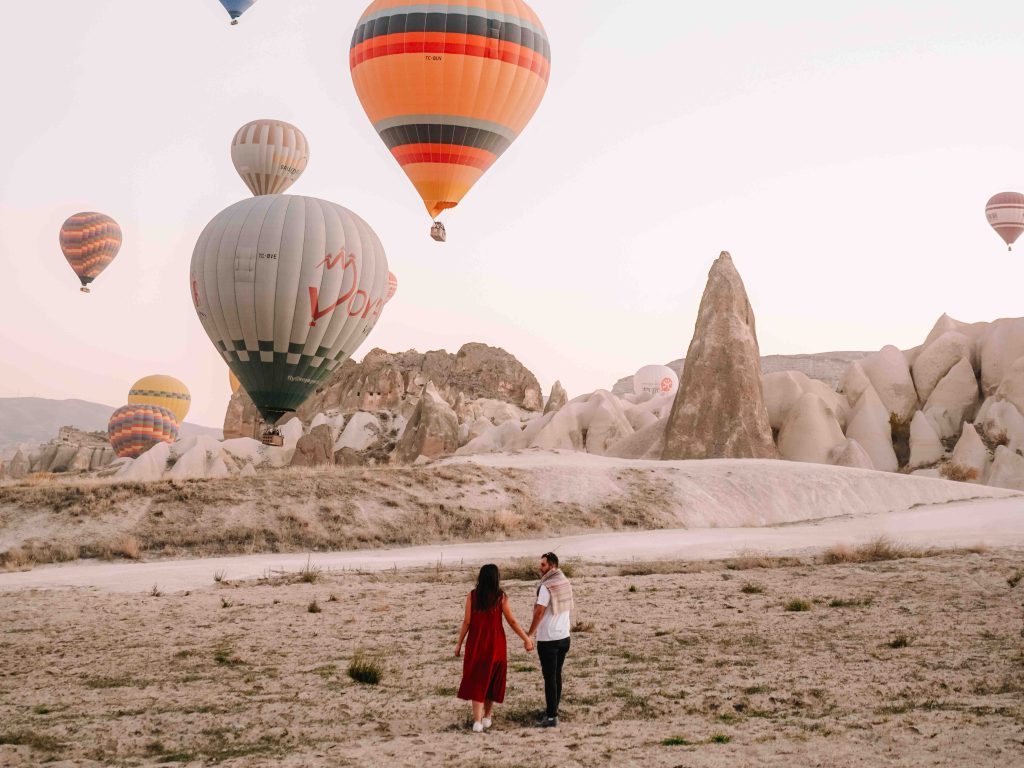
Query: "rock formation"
394 384 460 464
908 411 943 469
224 343 542 439
777 393 845 464
662 253 776 460
845 387 898 472
923 358 979 439
861 345 918 421
290 424 336 468
544 381 568 415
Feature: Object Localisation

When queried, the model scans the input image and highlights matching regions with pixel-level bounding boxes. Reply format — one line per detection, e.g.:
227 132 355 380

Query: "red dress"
457 591 507 703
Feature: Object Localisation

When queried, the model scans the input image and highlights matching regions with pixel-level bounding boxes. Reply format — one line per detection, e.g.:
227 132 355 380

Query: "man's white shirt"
535 584 571 642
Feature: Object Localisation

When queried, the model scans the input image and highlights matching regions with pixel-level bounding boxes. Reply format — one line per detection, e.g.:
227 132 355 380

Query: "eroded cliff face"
224 342 542 439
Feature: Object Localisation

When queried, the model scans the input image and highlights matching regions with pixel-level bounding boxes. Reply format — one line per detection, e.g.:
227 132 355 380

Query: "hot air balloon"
986 192 1024 251
386 271 398 304
229 369 241 394
231 120 310 196
190 195 389 433
108 404 179 459
59 212 122 293
349 0 551 240
633 365 679 398
128 375 191 424
218 0 256 25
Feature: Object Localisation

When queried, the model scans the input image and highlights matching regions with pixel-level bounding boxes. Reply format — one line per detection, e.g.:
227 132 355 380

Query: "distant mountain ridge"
0 397 222 449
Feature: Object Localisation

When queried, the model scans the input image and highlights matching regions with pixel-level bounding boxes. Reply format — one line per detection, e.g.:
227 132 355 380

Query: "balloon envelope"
229 370 241 394
108 404 179 459
218 0 256 22
128 375 191 424
190 195 389 424
59 212 122 290
633 365 679 397
386 271 397 303
986 192 1024 250
350 0 551 220
231 119 310 196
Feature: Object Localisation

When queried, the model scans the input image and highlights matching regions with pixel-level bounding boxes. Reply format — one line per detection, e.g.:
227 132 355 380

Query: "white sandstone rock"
987 445 1024 491
911 331 975 402
764 371 849 431
923 358 979 439
948 423 990 483
116 442 173 483
994 356 1024 415
922 313 990 351
605 418 667 460
455 421 524 456
334 412 381 453
979 318 1024 396
280 417 304 448
777 393 846 465
845 387 898 472
908 411 944 469
861 345 918 421
838 361 873 408
976 398 1024 452
828 438 875 470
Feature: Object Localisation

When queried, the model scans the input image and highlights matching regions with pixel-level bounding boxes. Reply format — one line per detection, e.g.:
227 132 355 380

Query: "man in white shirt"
527 552 573 728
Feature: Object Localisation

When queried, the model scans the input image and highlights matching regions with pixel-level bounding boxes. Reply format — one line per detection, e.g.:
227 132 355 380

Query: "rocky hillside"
612 351 868 395
224 342 543 439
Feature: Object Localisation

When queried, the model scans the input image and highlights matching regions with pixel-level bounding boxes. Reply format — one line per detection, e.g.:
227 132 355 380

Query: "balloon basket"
231 19 239 25
80 286 90 294
430 221 447 242
260 429 284 448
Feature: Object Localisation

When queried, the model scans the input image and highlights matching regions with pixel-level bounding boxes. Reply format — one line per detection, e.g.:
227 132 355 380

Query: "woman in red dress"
455 564 534 732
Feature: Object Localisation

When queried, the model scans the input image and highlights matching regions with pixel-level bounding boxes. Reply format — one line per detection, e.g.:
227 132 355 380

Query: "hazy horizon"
2 0 1022 427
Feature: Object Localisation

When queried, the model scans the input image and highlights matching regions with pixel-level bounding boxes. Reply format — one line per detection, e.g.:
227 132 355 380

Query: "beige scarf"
538 567 574 616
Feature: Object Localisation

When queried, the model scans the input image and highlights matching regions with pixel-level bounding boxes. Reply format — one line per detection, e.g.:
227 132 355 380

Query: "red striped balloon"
107 404 179 459
985 192 1024 251
59 212 122 293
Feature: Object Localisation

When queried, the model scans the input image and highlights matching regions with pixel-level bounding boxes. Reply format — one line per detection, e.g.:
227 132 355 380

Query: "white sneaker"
481 717 492 730
472 721 483 733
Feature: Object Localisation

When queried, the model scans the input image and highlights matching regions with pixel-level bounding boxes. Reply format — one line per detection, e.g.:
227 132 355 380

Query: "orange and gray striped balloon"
350 0 551 221
59 212 122 291
231 119 310 196
107 403 179 460
986 192 1024 251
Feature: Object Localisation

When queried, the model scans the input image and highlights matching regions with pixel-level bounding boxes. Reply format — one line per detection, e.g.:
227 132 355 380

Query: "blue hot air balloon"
218 0 257 25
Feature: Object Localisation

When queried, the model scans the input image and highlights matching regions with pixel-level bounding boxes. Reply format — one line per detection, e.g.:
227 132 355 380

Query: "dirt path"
2 497 1021 594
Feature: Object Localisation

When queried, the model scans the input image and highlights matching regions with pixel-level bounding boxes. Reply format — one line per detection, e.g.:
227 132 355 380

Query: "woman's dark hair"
474 564 503 611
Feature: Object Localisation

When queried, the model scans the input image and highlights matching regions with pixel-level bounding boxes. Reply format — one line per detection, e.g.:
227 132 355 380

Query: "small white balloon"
633 365 679 397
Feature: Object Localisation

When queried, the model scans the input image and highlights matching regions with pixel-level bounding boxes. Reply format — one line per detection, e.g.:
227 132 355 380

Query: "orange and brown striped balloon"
59 212 122 292
350 0 551 221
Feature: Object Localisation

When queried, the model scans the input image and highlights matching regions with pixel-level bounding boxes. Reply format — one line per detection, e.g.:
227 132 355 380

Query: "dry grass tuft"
822 536 923 564
940 463 979 483
784 598 812 612
347 652 383 685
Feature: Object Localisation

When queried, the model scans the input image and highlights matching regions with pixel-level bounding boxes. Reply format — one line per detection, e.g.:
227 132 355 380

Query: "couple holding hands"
454 552 573 732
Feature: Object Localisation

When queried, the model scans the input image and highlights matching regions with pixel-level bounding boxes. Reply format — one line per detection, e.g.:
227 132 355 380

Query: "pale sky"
2 1 1023 428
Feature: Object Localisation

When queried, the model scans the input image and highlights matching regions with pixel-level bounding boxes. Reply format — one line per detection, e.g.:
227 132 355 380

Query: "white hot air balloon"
633 365 679 397
190 195 389 426
231 119 310 196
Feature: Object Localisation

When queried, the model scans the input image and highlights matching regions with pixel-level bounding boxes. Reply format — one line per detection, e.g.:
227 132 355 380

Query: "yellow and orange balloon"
350 0 551 226
128 375 191 425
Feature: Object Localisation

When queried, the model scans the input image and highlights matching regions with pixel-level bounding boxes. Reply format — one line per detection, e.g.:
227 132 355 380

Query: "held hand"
524 637 534 652
454 645 462 657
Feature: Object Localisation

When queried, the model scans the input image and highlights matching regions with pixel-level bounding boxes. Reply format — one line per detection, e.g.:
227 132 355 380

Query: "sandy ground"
0 548 1021 767
1 496 1021 594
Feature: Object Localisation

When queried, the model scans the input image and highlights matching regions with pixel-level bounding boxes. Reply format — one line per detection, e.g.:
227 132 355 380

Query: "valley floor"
1 548 1022 767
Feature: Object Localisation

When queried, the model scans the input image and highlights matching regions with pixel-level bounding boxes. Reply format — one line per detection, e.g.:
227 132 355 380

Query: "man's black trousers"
537 637 571 719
